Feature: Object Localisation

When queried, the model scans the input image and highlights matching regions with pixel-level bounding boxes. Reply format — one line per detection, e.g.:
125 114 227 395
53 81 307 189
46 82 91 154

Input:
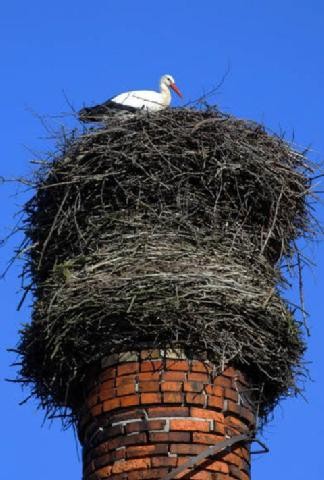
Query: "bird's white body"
79 74 182 121
110 88 171 112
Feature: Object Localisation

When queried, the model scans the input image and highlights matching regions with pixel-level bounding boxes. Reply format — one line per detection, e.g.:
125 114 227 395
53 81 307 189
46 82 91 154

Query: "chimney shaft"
78 350 255 480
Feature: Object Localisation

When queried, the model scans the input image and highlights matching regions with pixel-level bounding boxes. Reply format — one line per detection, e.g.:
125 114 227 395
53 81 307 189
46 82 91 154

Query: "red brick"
126 444 168 458
192 432 223 444
106 432 147 450
90 404 103 416
116 374 137 386
239 407 256 426
236 371 250 386
229 464 242 479
184 381 204 393
161 381 183 392
205 460 229 474
99 378 115 389
140 360 163 372
85 425 124 454
77 408 92 432
112 458 150 474
84 460 95 476
116 383 136 396
188 372 209 382
120 394 140 408
186 392 206 405
95 474 122 480
109 409 145 423
209 475 231 480
205 385 224 397
125 419 166 434
207 396 224 410
225 415 246 430
241 458 250 474
140 350 161 360
190 407 224 423
149 431 191 443
93 452 116 469
90 442 110 458
212 422 225 435
148 419 167 431
140 393 162 404
166 360 189 371
170 443 205 455
125 420 146 434
151 457 177 468
241 472 250 480
95 465 112 477
163 392 184 403
147 406 189 418
222 452 242 467
236 446 250 462
176 457 188 466
123 432 147 447
117 362 139 376
87 473 99 480
214 376 232 388
162 371 186 381
128 468 169 479
98 447 126 463
170 419 210 432
190 472 215 480
99 385 116 401
86 393 99 408
138 371 161 381
174 468 191 478
88 383 100 395
224 420 243 436
138 381 160 392
224 388 239 402
99 367 116 382
223 367 238 378
191 360 213 373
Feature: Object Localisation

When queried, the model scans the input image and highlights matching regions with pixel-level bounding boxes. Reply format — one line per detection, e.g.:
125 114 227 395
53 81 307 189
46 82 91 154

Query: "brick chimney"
78 350 255 480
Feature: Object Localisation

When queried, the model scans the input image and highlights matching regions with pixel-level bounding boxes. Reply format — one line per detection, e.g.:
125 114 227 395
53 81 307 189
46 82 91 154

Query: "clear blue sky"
1 1 323 478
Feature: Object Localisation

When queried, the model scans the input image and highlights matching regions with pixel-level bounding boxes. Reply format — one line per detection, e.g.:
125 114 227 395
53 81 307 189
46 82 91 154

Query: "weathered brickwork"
78 351 256 480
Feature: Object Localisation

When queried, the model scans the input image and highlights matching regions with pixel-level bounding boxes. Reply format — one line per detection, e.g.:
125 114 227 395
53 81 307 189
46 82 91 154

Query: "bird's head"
161 74 183 98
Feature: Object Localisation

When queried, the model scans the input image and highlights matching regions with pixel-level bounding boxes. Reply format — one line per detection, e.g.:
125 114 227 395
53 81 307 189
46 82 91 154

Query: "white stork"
79 74 183 122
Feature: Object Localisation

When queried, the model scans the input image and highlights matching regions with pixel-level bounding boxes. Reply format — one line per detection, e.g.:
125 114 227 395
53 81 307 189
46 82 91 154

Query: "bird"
79 74 183 122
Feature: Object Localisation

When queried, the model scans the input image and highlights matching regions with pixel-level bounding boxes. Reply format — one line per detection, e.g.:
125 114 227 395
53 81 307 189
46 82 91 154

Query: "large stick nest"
16 107 313 420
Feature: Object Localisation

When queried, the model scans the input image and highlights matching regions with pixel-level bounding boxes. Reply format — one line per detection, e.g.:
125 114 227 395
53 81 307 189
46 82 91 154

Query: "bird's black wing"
78 100 138 122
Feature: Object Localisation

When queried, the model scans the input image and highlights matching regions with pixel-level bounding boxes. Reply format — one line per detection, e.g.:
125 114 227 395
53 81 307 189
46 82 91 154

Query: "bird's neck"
160 83 171 103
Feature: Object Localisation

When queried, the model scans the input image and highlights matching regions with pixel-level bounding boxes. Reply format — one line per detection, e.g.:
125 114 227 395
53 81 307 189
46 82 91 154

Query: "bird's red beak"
170 83 183 98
